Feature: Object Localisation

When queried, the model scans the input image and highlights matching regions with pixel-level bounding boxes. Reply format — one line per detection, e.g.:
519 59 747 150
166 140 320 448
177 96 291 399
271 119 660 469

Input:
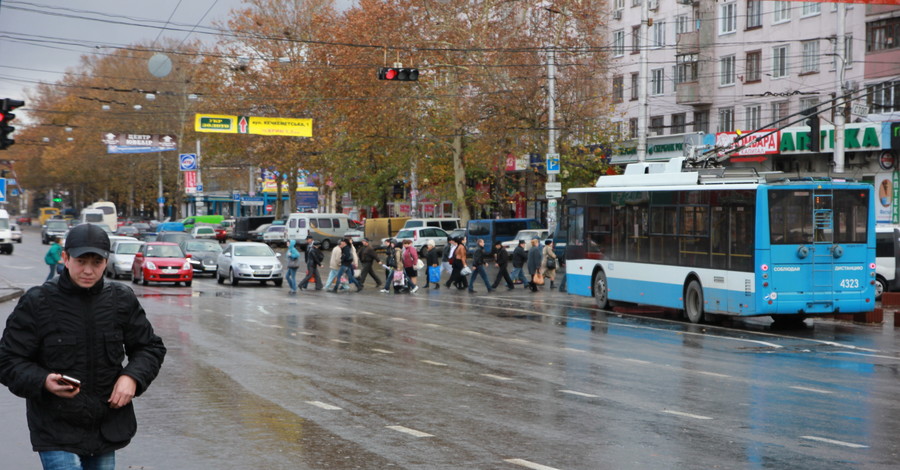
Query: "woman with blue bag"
424 240 441 289
285 239 302 294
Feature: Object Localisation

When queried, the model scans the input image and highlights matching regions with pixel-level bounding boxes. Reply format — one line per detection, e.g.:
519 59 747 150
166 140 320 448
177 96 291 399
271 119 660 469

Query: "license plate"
254 271 270 276
164 269 178 273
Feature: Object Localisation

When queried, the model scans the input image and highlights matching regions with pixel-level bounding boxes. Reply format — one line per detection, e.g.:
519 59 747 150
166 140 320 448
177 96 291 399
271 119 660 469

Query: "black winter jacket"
495 248 510 268
472 245 486 267
512 245 528 268
0 271 166 455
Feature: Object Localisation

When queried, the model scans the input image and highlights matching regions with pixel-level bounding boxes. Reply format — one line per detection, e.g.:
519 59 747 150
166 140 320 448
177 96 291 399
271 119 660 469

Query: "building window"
675 53 698 84
676 13 694 35
801 40 819 74
631 72 639 101
672 113 686 134
746 1 762 29
614 0 625 10
745 50 761 82
629 117 639 139
717 107 734 133
612 75 624 103
772 45 789 78
745 105 762 131
867 80 900 114
771 100 790 125
694 110 709 134
801 1 820 17
720 55 736 86
833 35 853 69
799 96 819 114
632 0 641 7
651 68 665 95
613 30 625 57
632 26 641 54
866 17 900 52
773 1 791 24
651 21 666 48
719 1 737 35
650 115 665 136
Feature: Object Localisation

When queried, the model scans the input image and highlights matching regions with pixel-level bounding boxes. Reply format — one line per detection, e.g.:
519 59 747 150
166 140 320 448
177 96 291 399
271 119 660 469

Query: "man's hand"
45 373 80 398
108 375 137 409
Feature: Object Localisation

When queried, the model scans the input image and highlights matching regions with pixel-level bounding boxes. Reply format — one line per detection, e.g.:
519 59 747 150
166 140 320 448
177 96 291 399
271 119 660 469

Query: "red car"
214 225 228 244
132 242 193 287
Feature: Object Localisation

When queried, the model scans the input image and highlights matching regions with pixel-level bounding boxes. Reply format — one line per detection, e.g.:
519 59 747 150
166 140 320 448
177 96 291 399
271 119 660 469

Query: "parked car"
16 216 31 226
105 240 144 279
140 232 159 242
157 232 193 245
180 239 223 276
213 225 228 244
250 223 272 242
216 242 283 287
132 242 193 287
500 229 550 254
10 223 22 243
262 225 288 246
392 227 450 253
42 219 70 244
190 225 217 240
130 222 151 234
115 225 140 237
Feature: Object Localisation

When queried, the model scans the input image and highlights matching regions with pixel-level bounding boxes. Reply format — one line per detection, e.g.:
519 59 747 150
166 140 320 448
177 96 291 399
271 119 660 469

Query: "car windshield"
185 241 222 252
116 243 142 255
47 221 68 230
396 230 415 239
146 245 184 258
234 245 275 257
267 226 285 232
195 227 214 233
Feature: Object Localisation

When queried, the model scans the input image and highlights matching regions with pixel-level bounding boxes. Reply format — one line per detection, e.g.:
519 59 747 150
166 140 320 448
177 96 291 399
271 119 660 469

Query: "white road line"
306 401 342 410
371 348 394 354
662 410 713 420
359 311 377 315
696 371 732 379
390 317 408 322
420 360 448 366
463 330 485 336
800 435 868 448
621 357 651 365
790 386 833 394
508 338 531 344
559 389 599 398
481 373 513 381
297 331 315 336
503 458 561 470
330 339 350 344
563 347 585 353
386 425 433 438
257 306 271 315
423 323 441 328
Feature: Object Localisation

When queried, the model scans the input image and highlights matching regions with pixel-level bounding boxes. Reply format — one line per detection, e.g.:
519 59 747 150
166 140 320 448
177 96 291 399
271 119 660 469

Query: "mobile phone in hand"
57 375 81 388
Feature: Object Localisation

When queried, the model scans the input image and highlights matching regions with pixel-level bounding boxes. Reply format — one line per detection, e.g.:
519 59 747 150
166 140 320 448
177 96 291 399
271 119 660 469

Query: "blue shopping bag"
428 266 441 283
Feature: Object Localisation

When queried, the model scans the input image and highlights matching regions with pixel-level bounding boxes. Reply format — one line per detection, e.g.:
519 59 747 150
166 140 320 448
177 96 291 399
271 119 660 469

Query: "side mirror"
135 253 143 258
185 253 192 258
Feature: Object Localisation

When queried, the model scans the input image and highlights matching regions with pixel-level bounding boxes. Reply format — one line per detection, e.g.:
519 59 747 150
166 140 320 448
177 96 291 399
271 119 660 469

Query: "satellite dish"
148 53 173 78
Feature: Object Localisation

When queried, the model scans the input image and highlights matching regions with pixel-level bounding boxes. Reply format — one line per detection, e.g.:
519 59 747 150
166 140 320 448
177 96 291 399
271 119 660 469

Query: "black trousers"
491 265 513 289
298 264 323 289
446 259 468 288
357 261 382 287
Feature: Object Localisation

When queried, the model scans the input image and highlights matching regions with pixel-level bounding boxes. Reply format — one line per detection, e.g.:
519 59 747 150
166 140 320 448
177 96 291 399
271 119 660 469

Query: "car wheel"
141 270 149 286
259 280 267 286
216 270 225 285
274 279 283 287
185 281 192 287
320 239 332 251
229 269 239 286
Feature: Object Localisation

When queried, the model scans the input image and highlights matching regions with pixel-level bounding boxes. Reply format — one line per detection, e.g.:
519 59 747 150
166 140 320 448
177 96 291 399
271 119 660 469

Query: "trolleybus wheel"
594 270 610 310
684 280 704 324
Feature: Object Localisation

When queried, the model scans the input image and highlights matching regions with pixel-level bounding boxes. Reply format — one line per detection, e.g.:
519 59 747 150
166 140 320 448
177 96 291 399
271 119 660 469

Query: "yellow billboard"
194 114 312 137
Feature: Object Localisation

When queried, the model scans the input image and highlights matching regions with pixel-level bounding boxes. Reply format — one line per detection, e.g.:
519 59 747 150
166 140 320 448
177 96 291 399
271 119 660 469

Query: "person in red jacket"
401 239 420 294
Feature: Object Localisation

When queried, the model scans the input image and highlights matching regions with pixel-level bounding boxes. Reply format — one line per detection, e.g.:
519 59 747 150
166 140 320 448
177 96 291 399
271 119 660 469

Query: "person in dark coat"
423 240 441 289
468 238 493 293
510 239 529 285
356 238 382 287
526 237 543 292
491 241 514 290
0 223 166 469
333 239 363 292
298 236 324 290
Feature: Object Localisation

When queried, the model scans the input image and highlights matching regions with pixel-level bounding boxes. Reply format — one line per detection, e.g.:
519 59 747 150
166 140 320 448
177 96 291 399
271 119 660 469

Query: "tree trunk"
452 133 470 223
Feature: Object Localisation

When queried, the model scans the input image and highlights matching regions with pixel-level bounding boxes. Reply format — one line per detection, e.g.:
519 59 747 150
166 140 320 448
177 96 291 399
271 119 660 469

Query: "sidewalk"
0 274 24 304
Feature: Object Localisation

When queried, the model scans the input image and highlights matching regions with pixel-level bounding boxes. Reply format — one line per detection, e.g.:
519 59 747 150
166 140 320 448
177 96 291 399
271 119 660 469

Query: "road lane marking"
330 339 350 344
696 371 732 378
420 360 447 366
621 358 651 365
463 330 485 336
662 410 713 420
359 311 376 315
386 425 433 438
563 347 585 353
504 458 561 470
306 401 342 410
257 306 271 315
800 436 868 448
390 317 408 321
508 338 531 344
297 331 315 336
790 386 833 394
371 348 394 354
481 373 513 381
559 390 599 398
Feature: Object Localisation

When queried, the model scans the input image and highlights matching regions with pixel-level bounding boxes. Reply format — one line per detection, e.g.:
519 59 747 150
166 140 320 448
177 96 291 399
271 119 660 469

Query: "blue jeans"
333 265 361 291
39 451 115 470
510 267 528 284
286 267 298 291
469 265 491 292
46 264 57 281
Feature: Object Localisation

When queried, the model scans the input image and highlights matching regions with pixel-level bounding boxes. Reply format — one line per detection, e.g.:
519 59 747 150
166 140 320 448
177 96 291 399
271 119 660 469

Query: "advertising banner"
102 133 177 154
194 114 312 137
184 170 197 194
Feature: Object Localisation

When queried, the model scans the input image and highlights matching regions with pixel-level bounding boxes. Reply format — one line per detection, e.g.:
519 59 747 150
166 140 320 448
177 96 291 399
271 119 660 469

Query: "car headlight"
145 261 157 270
274 263 282 270
182 261 191 270
237 263 250 270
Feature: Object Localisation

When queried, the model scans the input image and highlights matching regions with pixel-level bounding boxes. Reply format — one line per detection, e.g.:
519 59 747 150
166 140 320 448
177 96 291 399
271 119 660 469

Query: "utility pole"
833 2 847 174
636 0 650 162
547 46 559 234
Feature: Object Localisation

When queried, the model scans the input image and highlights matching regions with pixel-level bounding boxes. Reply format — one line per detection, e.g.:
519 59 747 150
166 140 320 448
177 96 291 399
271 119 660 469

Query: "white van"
875 225 900 300
0 209 13 255
402 218 461 232
80 208 106 228
84 201 117 232
286 213 357 250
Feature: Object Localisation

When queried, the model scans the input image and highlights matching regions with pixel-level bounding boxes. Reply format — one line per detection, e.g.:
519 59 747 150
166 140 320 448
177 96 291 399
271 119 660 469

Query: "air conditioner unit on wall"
613 9 622 20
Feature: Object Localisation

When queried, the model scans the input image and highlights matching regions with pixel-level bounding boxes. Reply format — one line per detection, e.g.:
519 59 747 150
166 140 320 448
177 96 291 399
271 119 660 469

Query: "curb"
0 288 24 304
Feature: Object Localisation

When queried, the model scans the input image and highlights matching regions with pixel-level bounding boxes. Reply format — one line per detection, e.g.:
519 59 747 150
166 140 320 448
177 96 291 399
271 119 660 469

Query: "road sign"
546 153 560 174
545 182 561 191
197 184 203 192
0 178 6 202
157 197 166 204
194 114 313 137
233 192 241 201
179 153 198 171
545 190 562 199
265 204 273 212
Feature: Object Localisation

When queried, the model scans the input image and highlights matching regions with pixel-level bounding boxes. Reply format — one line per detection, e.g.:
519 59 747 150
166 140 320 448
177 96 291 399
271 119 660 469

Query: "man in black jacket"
510 239 529 285
468 238 494 293
299 235 324 291
491 241 514 290
0 223 166 470
356 238 382 287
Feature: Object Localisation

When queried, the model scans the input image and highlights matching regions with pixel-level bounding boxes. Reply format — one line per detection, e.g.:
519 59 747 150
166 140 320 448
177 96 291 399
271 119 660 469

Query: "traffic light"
801 106 820 153
377 67 419 81
0 98 25 150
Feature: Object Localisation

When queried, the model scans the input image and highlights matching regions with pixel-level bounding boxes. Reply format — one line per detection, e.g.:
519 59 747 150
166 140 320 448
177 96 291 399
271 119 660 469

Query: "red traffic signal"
0 98 24 150
378 67 419 81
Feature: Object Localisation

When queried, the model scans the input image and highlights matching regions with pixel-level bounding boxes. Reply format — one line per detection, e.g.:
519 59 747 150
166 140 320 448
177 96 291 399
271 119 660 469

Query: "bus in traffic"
82 201 117 232
564 157 876 324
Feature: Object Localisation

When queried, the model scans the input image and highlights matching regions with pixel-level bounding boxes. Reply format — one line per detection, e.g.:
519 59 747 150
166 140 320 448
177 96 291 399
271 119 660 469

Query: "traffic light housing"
378 67 419 81
0 98 24 150
801 106 821 153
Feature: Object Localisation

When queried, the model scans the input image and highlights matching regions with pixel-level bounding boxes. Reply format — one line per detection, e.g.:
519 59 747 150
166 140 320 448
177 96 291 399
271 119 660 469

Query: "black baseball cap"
65 224 111 259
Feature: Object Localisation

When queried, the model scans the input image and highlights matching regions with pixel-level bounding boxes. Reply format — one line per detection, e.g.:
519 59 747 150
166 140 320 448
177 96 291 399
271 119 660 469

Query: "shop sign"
779 123 881 154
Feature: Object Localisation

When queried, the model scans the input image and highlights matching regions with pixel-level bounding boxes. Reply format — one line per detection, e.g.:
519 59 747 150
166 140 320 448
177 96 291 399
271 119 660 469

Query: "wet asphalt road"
2 227 900 469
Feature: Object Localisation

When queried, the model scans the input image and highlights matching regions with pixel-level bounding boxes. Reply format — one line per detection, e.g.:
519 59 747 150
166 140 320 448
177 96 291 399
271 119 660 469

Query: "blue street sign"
546 153 560 174
179 153 198 171
11 189 19 197
197 184 203 192
0 178 6 202
157 197 166 204
232 193 241 201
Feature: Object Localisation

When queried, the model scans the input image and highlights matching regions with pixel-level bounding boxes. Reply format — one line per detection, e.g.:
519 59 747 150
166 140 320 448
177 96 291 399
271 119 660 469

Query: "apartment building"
607 0 900 179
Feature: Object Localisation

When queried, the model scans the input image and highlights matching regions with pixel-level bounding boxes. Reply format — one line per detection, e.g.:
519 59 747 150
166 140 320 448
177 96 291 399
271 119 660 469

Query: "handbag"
532 271 545 286
461 266 472 276
354 269 362 278
392 270 406 286
287 256 302 269
414 259 425 270
546 257 557 270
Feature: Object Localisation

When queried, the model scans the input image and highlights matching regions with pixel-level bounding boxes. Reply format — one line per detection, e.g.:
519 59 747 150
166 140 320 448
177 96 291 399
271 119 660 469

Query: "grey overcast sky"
0 0 353 112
